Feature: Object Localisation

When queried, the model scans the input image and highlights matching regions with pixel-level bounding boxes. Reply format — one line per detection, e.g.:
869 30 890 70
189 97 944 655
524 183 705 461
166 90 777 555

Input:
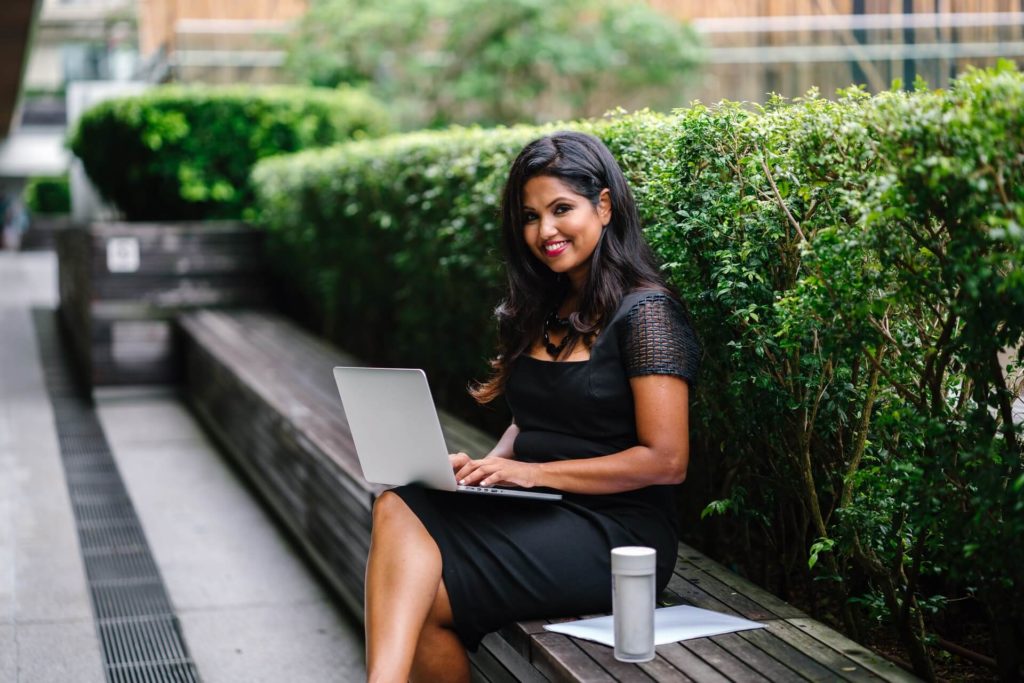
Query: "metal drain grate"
32 310 200 683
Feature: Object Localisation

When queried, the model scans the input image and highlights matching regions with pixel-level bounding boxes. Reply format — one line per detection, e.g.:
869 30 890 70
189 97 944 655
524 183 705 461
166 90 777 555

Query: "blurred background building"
658 0 1024 103
1 0 306 227
137 0 306 84
2 0 1023 233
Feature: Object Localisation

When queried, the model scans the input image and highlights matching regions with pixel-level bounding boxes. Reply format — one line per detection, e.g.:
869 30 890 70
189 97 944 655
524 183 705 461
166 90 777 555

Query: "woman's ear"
598 188 612 226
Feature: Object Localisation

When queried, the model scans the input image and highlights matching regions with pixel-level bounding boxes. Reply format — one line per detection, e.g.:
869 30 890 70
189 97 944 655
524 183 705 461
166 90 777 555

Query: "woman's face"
521 175 611 289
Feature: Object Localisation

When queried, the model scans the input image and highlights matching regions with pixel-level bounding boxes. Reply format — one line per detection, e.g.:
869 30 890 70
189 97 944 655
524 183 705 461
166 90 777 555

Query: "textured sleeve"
621 293 700 385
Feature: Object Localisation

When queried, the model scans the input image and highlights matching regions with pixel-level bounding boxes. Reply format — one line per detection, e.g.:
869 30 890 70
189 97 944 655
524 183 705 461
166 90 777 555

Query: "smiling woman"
362 131 701 683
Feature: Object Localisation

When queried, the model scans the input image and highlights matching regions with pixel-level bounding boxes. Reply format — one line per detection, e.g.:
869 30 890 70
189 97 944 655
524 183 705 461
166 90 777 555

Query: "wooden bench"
178 309 919 683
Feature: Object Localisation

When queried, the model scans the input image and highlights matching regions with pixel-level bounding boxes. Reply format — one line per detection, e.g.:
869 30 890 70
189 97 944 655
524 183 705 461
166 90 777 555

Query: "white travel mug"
611 546 656 662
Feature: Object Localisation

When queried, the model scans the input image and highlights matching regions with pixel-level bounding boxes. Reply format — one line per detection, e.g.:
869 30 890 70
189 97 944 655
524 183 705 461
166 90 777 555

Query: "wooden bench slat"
571 639 658 682
531 632 617 683
672 562 781 622
636 655 695 683
480 633 550 683
708 631 813 682
738 625 849 682
785 618 918 683
664 574 741 617
677 546 808 620
652 644 727 683
676 637 772 683
471 643 522 683
764 620 889 682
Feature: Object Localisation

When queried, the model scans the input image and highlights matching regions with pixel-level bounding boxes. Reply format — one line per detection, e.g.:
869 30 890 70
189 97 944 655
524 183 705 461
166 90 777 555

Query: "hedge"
253 65 1024 680
70 85 392 221
24 175 70 214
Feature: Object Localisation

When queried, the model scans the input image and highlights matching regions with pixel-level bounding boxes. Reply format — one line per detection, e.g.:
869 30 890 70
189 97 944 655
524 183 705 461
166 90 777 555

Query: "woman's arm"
448 421 519 471
485 421 519 459
453 375 689 494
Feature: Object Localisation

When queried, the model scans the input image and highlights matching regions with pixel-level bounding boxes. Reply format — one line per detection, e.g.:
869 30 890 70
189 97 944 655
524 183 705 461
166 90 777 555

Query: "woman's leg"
365 491 445 682
410 581 470 683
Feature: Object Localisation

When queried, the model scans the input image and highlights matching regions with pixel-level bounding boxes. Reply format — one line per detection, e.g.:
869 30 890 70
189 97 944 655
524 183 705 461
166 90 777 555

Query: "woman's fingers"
453 455 487 483
455 458 534 488
452 457 489 485
448 452 471 472
453 456 485 483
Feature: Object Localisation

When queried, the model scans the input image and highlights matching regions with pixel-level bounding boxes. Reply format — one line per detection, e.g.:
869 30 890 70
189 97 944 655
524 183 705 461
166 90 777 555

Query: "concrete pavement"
0 250 103 683
0 251 365 682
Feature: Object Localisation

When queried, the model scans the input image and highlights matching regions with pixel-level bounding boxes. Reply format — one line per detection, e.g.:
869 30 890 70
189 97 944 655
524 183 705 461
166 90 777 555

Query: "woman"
365 131 699 682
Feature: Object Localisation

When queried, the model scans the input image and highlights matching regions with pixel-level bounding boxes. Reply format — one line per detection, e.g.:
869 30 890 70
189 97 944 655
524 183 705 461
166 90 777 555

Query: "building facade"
137 0 307 84
654 0 1024 103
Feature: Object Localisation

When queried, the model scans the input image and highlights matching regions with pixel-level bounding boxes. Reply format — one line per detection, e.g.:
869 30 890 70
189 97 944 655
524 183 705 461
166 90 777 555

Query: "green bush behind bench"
252 65 1024 679
24 175 70 214
70 85 392 221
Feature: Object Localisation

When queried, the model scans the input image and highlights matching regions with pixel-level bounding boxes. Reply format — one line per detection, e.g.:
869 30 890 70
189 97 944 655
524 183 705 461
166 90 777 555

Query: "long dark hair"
471 131 670 404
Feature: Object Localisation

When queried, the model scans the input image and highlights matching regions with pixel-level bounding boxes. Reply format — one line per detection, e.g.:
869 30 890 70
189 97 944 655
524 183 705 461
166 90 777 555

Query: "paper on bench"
543 605 765 647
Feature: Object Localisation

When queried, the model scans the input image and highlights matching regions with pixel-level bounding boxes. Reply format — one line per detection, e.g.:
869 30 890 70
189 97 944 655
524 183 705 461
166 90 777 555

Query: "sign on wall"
106 236 140 273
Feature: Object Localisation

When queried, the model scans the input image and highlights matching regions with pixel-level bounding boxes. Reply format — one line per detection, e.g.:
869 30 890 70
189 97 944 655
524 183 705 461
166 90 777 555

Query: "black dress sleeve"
620 293 700 385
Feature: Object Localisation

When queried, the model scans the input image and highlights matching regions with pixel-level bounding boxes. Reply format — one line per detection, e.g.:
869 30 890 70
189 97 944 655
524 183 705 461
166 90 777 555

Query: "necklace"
543 308 573 358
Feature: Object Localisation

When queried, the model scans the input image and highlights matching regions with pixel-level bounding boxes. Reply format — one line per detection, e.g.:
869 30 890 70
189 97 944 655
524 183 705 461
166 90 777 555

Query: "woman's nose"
538 215 559 238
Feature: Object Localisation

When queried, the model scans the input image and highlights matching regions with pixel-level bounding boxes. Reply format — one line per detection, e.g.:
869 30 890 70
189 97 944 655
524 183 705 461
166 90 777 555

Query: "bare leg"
410 582 470 683
365 491 444 682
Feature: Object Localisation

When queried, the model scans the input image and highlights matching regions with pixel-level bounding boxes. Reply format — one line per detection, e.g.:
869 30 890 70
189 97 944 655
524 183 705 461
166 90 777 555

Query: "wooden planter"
56 221 268 387
22 215 74 251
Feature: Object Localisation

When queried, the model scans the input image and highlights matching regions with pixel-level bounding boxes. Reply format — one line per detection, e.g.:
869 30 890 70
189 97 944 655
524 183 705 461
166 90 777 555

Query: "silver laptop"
333 366 561 501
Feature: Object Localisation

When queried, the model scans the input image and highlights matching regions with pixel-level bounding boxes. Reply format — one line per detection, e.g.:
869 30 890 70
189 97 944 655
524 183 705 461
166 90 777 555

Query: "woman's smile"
542 240 570 257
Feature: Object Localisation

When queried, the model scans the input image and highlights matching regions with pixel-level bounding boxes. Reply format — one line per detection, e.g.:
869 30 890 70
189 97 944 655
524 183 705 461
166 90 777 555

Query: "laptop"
333 366 562 501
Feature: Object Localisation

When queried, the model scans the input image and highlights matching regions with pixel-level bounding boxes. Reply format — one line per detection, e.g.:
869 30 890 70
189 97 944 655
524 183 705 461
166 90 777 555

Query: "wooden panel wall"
138 0 307 59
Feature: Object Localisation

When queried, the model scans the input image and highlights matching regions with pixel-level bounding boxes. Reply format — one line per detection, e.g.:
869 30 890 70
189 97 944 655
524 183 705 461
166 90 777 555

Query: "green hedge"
24 175 70 214
70 85 391 221
664 69 1024 679
253 65 1024 678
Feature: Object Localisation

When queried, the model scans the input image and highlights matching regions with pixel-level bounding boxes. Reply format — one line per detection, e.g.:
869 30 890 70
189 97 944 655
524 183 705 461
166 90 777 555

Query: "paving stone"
0 624 16 683
0 456 16 622
15 619 104 683
0 252 58 308
98 410 331 610
178 602 365 683
97 394 210 446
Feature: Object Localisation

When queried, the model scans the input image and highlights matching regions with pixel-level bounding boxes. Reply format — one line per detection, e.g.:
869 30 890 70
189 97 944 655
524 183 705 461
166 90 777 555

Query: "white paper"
543 605 765 647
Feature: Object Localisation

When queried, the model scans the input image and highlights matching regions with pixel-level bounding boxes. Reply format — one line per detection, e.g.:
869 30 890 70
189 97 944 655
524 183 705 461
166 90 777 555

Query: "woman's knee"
372 490 411 528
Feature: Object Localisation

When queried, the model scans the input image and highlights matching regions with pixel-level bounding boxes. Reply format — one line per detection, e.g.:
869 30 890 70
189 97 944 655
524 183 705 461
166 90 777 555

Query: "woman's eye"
554 204 571 215
523 212 538 223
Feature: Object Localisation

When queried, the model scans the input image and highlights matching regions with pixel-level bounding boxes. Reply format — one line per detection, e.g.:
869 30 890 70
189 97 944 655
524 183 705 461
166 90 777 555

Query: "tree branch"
759 146 807 243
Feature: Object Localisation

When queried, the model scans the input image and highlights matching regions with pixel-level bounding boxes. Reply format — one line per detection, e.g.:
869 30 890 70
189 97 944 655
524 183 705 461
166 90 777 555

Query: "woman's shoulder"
611 286 680 323
614 287 700 383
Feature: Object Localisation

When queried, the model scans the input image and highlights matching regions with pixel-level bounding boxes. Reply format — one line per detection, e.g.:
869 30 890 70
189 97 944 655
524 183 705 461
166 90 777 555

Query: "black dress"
392 289 700 650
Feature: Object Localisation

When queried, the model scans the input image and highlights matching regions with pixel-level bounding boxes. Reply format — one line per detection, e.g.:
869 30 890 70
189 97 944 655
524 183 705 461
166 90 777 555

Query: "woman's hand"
449 453 540 489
